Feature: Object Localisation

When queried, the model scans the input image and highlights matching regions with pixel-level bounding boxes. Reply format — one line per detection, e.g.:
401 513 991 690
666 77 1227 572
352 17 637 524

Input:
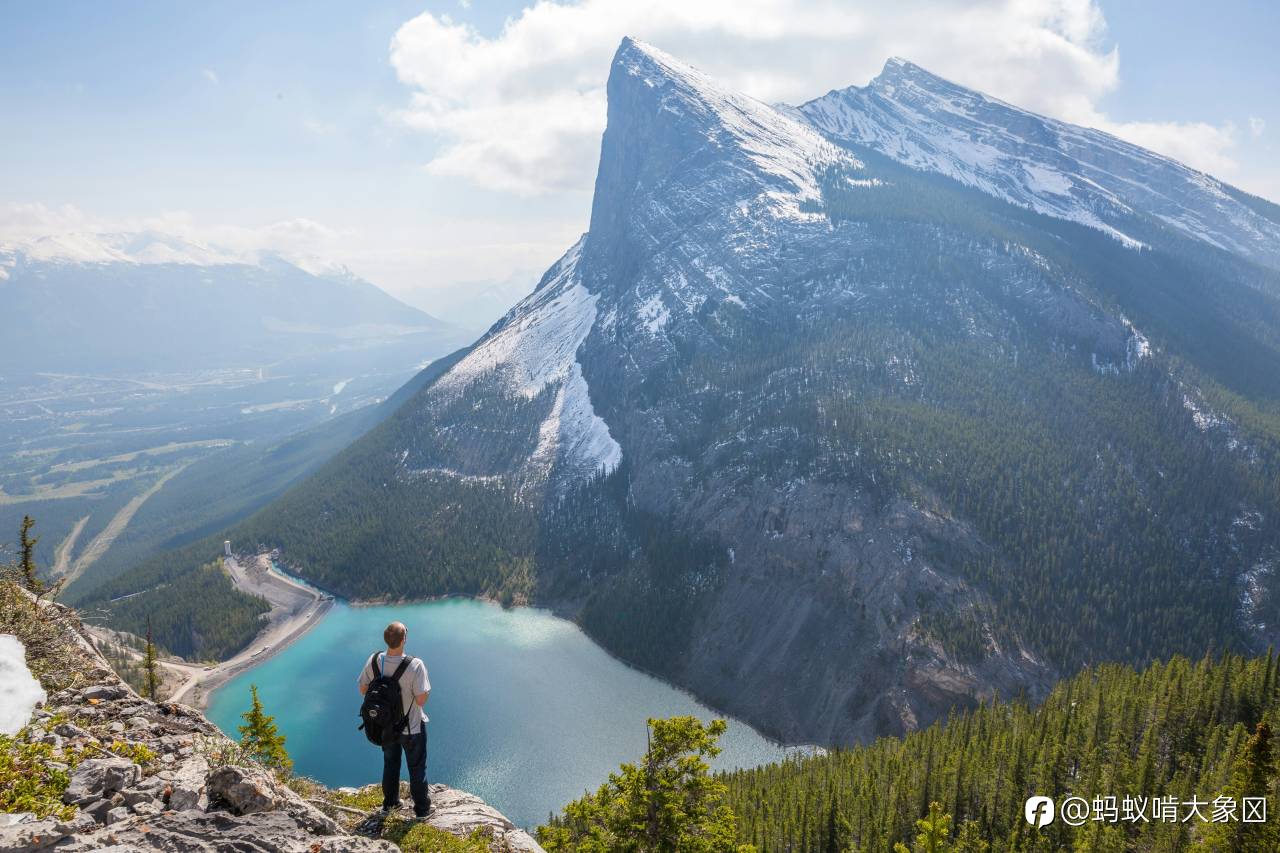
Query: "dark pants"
381 729 430 816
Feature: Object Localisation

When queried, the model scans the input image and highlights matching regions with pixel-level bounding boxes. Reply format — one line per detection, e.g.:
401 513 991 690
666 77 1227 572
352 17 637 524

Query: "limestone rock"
76 810 398 852
206 765 279 815
62 756 141 805
425 784 547 853
82 684 128 701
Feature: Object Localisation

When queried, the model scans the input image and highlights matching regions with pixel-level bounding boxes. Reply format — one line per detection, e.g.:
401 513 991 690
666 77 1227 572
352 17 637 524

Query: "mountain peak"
591 37 851 243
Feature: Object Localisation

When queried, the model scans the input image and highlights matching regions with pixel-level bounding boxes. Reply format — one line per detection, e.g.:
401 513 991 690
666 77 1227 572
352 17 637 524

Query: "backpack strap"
369 652 382 680
390 656 415 734
389 656 412 684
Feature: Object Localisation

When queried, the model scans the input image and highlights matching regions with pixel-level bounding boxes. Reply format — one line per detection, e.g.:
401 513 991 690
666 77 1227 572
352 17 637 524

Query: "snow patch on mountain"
798 58 1280 267
616 38 853 220
638 293 671 334
436 237 622 478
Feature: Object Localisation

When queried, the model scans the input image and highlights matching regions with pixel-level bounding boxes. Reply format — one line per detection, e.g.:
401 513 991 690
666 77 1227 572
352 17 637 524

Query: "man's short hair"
384 622 407 648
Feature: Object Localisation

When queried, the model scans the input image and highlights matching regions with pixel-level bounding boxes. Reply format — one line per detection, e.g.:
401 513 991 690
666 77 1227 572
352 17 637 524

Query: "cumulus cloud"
388 0 1240 194
1250 116 1266 139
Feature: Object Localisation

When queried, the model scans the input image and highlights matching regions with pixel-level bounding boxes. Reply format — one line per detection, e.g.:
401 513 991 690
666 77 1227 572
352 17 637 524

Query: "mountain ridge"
798 56 1280 268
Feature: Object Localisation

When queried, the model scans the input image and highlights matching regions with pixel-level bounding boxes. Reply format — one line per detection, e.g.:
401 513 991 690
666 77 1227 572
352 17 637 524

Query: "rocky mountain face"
104 38 1280 747
0 602 543 853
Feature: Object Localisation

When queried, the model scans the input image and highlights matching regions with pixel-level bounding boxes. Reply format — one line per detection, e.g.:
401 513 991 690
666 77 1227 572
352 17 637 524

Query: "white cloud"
0 202 349 271
202 68 219 85
303 117 339 136
1250 116 1266 139
388 0 1240 194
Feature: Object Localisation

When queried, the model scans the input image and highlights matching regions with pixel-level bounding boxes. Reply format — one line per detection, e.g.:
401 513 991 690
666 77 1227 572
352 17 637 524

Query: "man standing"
358 621 431 817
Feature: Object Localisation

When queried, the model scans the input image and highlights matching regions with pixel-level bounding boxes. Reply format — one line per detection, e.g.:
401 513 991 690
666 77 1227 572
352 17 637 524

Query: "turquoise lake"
206 598 794 829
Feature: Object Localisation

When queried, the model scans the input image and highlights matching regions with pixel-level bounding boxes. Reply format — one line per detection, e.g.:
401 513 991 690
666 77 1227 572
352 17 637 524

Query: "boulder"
81 684 128 701
206 765 279 815
160 754 208 811
105 806 130 824
425 784 547 853
62 757 141 805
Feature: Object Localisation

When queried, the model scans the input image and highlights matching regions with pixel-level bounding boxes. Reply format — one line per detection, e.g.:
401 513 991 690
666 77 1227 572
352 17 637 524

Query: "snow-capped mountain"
1 234 466 373
798 58 1280 267
135 39 1280 746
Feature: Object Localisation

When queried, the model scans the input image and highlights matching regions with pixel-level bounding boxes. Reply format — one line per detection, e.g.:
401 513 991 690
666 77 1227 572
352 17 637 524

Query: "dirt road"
164 553 332 708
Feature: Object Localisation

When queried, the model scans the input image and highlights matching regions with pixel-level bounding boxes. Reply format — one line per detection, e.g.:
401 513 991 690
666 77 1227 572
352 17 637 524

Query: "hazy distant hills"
1 236 467 374
94 39 1280 746
1 232 473 603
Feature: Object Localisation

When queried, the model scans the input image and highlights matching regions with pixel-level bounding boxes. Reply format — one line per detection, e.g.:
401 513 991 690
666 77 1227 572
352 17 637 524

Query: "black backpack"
358 653 413 747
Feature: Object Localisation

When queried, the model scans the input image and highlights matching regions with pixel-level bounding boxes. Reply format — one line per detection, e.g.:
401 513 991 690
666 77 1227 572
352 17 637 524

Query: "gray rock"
62 757 141 805
131 801 162 817
206 765 278 815
108 721 125 734
122 788 157 807
105 806 130 824
81 797 115 822
53 721 91 739
126 715 151 730
160 754 208 811
168 785 206 812
424 784 547 853
77 809 398 852
0 817 68 852
0 813 33 827
82 684 127 701
39 732 63 749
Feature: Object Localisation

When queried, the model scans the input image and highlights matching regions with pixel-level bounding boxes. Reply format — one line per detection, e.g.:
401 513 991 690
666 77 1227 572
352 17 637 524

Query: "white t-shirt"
358 652 431 734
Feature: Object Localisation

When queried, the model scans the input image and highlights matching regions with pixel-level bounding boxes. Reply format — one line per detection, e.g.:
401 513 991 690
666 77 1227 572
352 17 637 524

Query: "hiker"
357 621 432 817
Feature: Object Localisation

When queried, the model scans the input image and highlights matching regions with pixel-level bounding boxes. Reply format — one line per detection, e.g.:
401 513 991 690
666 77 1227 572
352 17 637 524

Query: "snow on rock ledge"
0 634 43 735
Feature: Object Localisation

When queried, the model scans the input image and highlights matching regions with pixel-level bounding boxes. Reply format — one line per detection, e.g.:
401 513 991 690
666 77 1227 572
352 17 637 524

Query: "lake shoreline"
169 552 334 709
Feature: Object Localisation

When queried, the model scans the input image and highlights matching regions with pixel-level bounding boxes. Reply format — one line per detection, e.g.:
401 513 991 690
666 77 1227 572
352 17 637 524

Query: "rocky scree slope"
0 602 542 853
103 39 1280 748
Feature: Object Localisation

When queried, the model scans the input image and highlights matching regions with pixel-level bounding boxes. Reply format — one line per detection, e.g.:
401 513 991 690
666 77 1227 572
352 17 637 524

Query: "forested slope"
723 651 1280 851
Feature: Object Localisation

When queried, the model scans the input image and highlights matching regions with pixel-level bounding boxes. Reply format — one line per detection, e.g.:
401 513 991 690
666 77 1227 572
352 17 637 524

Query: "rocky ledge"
1 603 543 852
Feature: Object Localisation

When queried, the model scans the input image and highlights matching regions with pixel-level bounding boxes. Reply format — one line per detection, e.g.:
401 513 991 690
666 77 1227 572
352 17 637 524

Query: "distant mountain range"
93 39 1280 746
1 232 469 374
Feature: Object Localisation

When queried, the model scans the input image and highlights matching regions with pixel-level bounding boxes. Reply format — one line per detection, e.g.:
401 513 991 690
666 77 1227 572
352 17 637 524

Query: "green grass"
0 735 75 820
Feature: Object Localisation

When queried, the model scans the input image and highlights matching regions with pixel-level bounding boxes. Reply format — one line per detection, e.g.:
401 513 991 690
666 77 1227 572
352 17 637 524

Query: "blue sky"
2 1 1276 325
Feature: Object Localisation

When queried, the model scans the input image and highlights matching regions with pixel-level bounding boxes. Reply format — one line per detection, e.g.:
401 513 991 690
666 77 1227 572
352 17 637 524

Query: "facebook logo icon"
1025 796 1055 827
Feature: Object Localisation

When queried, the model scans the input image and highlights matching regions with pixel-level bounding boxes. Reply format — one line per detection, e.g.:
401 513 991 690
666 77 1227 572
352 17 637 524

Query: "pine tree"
538 716 755 852
238 684 291 773
894 802 953 853
1195 721 1280 852
143 618 159 700
18 515 41 592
